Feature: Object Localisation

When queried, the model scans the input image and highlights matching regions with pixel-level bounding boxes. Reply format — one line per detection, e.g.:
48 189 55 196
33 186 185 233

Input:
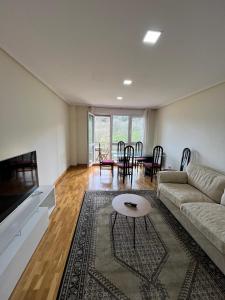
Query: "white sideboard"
34 185 56 215
0 185 55 300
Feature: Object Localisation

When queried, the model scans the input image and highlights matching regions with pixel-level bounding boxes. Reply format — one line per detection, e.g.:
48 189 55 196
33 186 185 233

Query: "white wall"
154 82 225 173
77 106 88 164
69 106 78 166
0 49 70 185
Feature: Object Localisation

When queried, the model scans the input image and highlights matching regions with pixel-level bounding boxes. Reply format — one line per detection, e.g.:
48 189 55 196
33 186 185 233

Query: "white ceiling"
1 0 225 108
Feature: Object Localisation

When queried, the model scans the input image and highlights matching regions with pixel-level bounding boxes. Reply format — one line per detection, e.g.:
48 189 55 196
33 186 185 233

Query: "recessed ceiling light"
117 96 123 100
143 30 161 44
123 79 133 86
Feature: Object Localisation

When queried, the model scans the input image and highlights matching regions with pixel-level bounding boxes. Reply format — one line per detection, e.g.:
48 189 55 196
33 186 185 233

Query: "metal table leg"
112 212 118 233
144 216 148 231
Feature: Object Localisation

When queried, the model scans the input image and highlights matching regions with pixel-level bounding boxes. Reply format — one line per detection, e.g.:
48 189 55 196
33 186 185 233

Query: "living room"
0 1 225 299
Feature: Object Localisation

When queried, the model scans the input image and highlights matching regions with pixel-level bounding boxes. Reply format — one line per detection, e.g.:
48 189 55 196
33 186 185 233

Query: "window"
112 116 129 143
131 117 144 143
93 114 145 162
95 116 110 145
112 115 144 160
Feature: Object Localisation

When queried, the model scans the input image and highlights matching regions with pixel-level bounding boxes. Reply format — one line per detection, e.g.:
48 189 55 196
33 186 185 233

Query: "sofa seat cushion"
158 183 213 208
144 162 161 168
101 159 114 164
117 162 133 168
181 203 225 254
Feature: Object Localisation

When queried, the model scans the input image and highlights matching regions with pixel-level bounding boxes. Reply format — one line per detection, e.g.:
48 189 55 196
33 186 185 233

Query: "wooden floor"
10 165 155 300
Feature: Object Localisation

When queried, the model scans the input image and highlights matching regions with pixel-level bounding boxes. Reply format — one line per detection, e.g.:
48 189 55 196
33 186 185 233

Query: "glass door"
88 113 95 166
94 116 111 162
111 115 129 161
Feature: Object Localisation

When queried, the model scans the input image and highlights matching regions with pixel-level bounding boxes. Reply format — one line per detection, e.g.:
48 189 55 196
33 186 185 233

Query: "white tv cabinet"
0 185 55 300
34 185 56 215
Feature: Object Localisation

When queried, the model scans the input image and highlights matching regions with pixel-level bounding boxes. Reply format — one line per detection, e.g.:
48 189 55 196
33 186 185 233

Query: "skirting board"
54 165 88 186
0 207 49 300
54 165 90 186
54 167 70 186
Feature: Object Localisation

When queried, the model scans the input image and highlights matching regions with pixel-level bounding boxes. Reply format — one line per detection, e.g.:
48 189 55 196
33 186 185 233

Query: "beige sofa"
157 163 225 274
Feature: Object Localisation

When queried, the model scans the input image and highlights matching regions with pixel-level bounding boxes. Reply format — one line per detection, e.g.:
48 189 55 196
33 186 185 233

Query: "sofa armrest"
157 171 188 184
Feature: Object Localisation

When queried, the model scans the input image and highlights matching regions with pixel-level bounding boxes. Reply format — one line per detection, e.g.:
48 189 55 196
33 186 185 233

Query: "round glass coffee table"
112 194 151 249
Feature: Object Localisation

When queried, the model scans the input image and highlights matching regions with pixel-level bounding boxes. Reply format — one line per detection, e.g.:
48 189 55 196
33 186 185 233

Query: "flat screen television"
0 151 39 223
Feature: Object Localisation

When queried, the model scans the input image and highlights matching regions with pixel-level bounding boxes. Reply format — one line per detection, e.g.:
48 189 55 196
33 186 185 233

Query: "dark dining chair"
144 145 163 182
180 148 191 171
99 143 114 176
134 141 144 170
117 141 125 162
117 145 134 184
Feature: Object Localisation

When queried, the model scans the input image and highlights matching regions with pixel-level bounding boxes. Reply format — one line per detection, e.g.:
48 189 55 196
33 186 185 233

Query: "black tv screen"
0 151 39 223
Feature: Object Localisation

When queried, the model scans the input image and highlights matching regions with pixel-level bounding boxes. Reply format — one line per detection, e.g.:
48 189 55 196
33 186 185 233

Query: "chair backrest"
153 145 163 166
135 141 143 157
98 143 103 162
117 141 125 161
180 148 191 171
124 145 134 167
99 143 107 162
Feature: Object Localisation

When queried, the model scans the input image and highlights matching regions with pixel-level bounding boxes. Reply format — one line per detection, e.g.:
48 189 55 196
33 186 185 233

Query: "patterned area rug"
57 190 225 299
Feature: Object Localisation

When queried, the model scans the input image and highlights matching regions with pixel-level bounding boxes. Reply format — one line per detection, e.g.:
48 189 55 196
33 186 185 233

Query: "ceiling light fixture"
123 79 133 86
117 96 123 100
143 30 161 44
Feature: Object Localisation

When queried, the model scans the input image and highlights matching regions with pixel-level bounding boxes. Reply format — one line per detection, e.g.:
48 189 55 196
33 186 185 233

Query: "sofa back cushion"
186 163 225 203
221 190 225 206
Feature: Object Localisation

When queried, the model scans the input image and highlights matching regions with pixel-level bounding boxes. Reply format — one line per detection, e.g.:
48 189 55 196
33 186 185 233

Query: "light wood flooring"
10 165 155 300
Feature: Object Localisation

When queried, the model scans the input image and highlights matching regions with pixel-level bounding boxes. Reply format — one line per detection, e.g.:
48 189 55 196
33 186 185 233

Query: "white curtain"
143 108 155 154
